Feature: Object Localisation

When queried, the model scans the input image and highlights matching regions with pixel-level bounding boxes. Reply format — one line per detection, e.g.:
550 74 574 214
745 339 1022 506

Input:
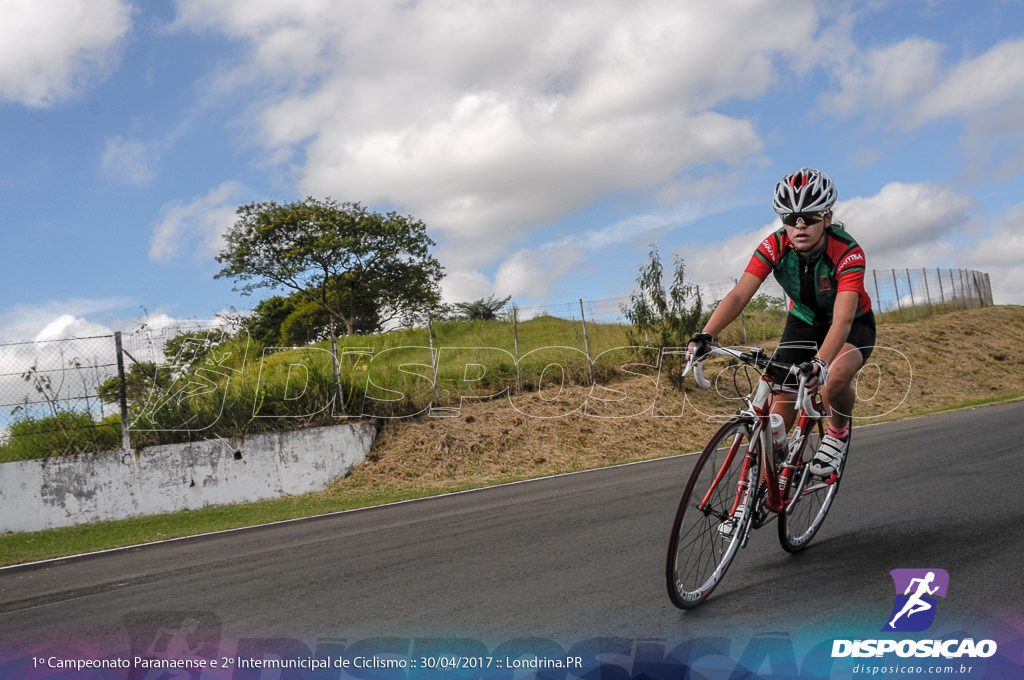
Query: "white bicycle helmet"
773 168 837 214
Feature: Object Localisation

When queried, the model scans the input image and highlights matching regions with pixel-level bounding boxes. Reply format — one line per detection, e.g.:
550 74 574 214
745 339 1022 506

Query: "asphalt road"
1 401 1021 659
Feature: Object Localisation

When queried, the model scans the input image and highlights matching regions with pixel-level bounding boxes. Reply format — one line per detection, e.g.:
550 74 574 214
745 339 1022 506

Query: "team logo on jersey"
882 569 949 632
839 252 865 270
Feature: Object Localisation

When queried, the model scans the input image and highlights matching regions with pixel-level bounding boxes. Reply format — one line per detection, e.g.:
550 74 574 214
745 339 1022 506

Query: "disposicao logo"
883 568 949 632
831 568 998 659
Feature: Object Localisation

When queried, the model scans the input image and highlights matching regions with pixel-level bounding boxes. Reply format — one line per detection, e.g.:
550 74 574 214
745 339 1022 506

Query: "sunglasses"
780 212 826 227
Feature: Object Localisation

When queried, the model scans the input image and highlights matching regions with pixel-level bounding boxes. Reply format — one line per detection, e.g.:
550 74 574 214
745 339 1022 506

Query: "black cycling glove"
688 332 714 359
798 357 829 386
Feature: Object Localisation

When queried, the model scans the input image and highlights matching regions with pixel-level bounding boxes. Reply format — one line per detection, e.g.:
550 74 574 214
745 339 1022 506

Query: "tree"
215 198 445 368
621 245 703 386
452 294 512 321
245 287 380 347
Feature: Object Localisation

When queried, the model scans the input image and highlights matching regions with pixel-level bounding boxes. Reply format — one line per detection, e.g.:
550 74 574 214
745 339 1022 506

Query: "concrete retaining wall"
0 423 377 534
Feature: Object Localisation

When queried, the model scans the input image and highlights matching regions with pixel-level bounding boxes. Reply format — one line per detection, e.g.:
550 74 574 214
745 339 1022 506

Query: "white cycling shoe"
718 504 746 539
809 433 848 476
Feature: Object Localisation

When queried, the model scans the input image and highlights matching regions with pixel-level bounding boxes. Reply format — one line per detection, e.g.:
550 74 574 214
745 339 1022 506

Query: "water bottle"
770 413 787 463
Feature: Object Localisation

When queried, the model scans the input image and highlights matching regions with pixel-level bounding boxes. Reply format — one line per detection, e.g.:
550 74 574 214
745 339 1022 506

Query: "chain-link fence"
865 268 992 320
0 334 123 460
0 321 236 462
0 267 994 462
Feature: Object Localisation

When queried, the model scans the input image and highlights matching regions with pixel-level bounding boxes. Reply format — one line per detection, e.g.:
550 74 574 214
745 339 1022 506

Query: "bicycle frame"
668 344 849 607
744 377 829 516
689 348 832 524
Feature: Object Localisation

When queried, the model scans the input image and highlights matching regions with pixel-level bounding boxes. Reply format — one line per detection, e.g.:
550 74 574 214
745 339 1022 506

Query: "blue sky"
2 0 1023 342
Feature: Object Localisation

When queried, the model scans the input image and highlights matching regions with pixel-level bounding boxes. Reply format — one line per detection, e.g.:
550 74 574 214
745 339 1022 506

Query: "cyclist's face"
785 213 829 253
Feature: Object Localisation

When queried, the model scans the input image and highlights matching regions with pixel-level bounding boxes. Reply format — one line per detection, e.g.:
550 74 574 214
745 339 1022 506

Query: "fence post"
873 270 882 315
892 269 903 318
984 273 993 305
114 331 132 451
905 269 917 320
949 269 958 309
512 304 522 393
579 299 594 385
936 267 945 305
427 314 441 404
921 267 931 308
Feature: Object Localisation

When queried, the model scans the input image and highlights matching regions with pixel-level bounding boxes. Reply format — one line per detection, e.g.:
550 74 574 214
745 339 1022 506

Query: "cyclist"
687 168 875 477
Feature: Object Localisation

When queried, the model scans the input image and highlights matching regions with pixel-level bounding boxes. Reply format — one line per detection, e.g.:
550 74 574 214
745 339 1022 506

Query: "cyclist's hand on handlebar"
798 357 829 389
686 332 714 363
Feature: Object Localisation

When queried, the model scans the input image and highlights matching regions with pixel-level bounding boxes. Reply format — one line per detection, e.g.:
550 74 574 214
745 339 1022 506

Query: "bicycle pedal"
718 506 746 539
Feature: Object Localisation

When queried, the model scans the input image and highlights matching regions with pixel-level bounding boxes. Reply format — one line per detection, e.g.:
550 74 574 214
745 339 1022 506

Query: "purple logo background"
882 568 950 632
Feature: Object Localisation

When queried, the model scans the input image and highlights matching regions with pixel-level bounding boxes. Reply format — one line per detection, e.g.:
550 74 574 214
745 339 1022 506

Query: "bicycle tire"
666 418 760 608
777 422 847 552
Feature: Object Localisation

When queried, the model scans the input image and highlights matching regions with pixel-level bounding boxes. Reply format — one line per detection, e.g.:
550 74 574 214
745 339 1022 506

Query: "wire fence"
866 267 992 321
0 267 993 462
0 321 234 461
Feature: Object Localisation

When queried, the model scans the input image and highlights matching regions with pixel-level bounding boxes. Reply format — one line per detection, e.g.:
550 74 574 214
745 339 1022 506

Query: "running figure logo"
882 569 950 632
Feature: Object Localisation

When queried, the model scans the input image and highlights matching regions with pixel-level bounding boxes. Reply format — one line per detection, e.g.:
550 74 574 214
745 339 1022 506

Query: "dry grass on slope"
338 306 1024 494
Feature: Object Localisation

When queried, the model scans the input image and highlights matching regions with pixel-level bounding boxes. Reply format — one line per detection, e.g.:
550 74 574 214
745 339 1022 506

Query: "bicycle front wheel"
666 418 759 608
778 424 846 552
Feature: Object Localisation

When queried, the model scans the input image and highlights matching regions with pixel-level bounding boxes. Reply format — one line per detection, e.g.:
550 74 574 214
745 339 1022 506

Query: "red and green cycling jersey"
744 226 873 326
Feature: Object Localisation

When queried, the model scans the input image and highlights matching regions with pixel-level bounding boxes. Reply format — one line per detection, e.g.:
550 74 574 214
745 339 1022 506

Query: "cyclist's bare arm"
687 273 761 360
704 272 761 337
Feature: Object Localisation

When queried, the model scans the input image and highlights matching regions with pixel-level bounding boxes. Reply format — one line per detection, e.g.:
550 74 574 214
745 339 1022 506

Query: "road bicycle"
665 344 848 609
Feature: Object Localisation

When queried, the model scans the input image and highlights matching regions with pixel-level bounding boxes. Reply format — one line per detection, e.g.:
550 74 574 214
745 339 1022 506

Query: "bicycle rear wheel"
778 423 846 552
666 418 760 608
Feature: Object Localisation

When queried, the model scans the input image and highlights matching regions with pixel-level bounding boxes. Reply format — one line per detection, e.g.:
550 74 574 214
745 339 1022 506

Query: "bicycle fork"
718 445 761 546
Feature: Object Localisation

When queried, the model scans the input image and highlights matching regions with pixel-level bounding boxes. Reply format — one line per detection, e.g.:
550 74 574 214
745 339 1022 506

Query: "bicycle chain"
751 479 771 528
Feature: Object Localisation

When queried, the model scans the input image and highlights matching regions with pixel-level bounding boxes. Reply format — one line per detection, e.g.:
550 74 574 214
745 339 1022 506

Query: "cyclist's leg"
768 314 820 429
821 311 876 426
810 313 876 476
820 342 866 427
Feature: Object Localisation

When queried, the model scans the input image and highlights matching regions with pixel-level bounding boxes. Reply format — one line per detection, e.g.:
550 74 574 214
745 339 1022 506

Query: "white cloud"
823 36 1024 180
913 39 1024 127
494 244 587 300
33 314 112 342
102 136 159 185
959 203 1024 305
680 222 778 289
171 0 824 273
0 0 132 107
440 269 493 305
826 38 945 119
150 181 246 263
833 182 976 263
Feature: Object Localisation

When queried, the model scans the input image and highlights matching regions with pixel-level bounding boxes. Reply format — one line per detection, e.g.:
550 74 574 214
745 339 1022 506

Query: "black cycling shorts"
766 311 876 385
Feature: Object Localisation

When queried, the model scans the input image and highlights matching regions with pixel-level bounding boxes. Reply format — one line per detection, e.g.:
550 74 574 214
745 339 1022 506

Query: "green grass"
1 316 639 459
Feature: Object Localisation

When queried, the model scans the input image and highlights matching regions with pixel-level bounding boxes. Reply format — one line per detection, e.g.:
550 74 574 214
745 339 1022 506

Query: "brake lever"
795 373 808 419
683 350 712 389
793 366 822 419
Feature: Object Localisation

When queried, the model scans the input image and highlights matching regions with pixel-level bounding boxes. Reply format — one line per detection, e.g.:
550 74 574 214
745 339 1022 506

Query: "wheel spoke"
667 419 758 608
778 427 846 552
